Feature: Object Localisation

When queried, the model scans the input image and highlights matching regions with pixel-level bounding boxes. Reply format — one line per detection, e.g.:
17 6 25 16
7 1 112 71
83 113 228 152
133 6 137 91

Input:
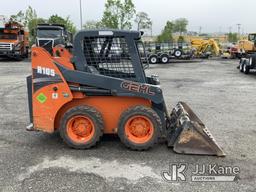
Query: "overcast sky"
1 0 255 34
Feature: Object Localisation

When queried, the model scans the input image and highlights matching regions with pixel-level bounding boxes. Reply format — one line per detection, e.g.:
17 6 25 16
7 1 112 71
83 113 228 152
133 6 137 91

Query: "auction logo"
162 163 187 182
162 163 240 182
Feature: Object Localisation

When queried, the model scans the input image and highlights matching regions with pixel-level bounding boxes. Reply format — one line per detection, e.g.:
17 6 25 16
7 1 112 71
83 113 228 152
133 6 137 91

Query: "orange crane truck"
0 20 29 60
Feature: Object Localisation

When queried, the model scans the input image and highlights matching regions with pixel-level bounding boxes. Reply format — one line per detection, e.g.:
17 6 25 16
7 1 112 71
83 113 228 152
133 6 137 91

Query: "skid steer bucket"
167 102 225 157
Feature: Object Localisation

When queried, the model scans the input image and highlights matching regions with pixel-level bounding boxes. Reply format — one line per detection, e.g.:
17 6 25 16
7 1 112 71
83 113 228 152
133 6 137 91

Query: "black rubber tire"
174 49 183 58
251 54 256 66
14 56 23 61
161 54 169 64
118 106 162 151
149 55 158 64
59 106 104 149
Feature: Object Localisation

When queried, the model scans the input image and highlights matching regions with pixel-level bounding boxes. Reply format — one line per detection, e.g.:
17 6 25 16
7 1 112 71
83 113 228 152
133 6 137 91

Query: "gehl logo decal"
121 81 155 96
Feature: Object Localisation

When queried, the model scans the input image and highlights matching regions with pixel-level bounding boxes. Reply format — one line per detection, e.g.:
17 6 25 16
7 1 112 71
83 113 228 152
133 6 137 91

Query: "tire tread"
118 105 162 151
59 105 104 149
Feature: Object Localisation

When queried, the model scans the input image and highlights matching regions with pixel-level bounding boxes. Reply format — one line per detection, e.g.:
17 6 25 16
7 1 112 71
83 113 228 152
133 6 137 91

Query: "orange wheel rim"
124 115 154 144
66 115 95 143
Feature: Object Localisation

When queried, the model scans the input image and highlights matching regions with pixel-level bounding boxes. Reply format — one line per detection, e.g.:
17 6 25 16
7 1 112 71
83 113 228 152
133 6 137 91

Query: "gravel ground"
0 58 255 192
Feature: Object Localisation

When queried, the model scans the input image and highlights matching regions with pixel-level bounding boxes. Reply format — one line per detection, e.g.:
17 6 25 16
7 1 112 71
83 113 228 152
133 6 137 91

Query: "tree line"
10 1 188 43
10 6 76 45
83 0 152 32
10 0 153 36
10 0 238 44
83 0 188 43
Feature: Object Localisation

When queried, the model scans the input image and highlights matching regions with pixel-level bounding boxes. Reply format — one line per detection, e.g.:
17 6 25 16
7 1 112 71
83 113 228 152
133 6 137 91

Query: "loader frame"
28 30 169 135
64 30 169 128
27 29 225 156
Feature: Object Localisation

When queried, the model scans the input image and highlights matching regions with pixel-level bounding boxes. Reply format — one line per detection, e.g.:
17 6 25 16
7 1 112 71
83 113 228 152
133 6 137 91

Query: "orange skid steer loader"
26 30 225 156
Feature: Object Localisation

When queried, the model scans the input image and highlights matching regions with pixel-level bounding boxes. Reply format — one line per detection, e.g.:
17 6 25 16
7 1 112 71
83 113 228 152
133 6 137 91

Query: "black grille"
38 40 53 53
83 36 136 80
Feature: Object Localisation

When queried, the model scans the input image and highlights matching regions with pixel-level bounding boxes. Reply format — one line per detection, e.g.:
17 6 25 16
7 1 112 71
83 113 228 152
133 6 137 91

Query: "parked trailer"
144 42 194 64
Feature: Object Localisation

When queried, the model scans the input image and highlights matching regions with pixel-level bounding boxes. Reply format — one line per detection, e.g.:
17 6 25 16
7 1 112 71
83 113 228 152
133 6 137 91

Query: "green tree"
10 7 44 45
10 6 38 27
157 21 174 42
28 18 47 45
173 18 188 35
83 20 104 30
10 11 25 24
10 7 77 45
48 14 76 34
25 6 37 27
24 6 46 45
135 12 152 31
177 35 185 43
228 33 238 43
101 0 136 29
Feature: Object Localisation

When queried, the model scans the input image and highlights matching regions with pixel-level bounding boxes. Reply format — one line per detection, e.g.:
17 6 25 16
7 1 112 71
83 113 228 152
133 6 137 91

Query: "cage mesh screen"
83 36 136 80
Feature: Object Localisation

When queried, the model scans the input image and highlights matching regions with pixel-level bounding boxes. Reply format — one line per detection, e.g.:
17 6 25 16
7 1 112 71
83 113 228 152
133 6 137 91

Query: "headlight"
11 44 14 50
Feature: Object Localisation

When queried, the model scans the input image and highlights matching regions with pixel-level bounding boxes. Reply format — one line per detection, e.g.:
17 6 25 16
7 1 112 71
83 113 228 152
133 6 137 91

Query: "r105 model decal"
37 66 55 77
33 67 63 92
121 81 155 96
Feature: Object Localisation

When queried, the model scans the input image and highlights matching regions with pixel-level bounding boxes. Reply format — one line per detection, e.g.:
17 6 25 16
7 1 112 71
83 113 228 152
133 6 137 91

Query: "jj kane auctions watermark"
162 163 240 182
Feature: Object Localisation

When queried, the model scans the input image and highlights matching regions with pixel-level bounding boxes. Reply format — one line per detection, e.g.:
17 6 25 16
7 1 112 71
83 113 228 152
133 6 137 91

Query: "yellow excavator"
238 33 256 57
191 38 221 58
